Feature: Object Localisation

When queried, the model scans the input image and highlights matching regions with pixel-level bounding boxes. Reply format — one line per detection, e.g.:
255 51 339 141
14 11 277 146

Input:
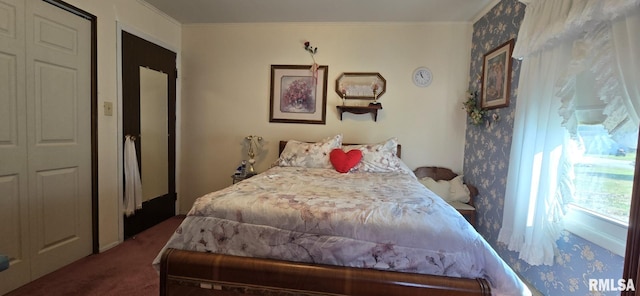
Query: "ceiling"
140 0 497 24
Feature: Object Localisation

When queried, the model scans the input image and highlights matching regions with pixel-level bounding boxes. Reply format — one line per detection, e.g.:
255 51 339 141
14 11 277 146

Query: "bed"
154 136 530 296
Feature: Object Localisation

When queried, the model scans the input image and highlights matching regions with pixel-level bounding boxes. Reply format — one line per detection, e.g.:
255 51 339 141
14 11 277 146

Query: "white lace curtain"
498 0 640 266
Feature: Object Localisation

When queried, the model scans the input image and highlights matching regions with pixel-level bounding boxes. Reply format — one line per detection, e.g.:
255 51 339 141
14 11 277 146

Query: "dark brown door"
623 126 640 296
121 31 176 238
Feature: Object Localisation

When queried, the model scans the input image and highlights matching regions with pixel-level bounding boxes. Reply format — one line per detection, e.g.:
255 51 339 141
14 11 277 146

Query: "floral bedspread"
153 166 530 296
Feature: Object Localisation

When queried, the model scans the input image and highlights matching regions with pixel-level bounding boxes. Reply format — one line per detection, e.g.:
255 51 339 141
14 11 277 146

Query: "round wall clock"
412 67 433 87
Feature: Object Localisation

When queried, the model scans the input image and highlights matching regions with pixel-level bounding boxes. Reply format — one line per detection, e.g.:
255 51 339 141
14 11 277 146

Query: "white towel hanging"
124 135 143 216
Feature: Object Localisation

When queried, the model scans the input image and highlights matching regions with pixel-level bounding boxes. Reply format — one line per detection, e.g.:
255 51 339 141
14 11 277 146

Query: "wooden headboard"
278 141 402 158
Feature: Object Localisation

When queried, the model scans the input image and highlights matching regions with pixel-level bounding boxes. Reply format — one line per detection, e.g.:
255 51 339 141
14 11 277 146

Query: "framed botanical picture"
269 65 328 124
481 39 514 109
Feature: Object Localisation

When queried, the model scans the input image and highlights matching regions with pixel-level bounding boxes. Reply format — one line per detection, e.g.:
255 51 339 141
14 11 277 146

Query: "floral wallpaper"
463 0 625 295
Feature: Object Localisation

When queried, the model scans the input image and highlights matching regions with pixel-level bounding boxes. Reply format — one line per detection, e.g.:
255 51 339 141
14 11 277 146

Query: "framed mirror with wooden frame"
335 72 386 100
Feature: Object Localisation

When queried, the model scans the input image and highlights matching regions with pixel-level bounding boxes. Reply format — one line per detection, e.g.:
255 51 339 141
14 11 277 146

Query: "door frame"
45 0 98 254
116 24 178 243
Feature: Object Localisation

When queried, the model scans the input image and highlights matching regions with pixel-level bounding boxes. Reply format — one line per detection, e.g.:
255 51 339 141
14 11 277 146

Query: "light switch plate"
104 101 113 116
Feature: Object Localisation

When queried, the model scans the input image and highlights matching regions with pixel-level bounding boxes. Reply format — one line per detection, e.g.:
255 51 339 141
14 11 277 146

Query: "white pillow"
277 134 342 168
419 175 471 203
418 177 451 200
449 175 471 203
342 137 402 173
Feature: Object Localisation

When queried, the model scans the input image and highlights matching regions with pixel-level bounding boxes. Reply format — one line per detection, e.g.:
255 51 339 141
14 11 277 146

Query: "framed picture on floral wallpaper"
269 64 328 124
481 39 514 109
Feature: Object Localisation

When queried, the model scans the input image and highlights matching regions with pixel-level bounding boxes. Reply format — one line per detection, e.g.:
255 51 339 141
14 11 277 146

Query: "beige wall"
180 22 472 212
61 0 181 251
50 0 473 250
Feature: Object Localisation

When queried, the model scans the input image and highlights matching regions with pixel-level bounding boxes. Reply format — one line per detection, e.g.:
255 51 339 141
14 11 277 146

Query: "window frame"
564 204 628 256
562 123 636 257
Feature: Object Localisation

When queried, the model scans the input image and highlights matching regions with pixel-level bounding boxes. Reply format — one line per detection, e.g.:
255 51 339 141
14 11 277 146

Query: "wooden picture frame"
481 39 514 109
269 65 328 124
335 72 386 100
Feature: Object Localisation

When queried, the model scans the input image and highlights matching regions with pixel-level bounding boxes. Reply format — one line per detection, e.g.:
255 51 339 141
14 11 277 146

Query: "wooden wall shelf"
336 104 382 121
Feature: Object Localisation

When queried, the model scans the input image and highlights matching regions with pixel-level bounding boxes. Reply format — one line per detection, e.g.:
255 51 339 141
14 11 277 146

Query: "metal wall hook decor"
484 113 501 128
125 134 140 141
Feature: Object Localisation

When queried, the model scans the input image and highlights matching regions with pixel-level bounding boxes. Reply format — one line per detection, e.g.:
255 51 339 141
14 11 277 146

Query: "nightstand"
232 173 256 184
448 202 476 227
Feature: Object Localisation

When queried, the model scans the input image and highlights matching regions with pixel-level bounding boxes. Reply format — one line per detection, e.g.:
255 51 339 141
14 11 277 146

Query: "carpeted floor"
5 215 184 296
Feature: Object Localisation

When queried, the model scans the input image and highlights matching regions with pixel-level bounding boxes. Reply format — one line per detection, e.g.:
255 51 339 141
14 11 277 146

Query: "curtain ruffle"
555 22 628 138
518 0 640 140
514 0 640 59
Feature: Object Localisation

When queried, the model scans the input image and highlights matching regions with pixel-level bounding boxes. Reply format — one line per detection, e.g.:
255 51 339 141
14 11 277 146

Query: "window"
564 124 638 256
500 0 640 265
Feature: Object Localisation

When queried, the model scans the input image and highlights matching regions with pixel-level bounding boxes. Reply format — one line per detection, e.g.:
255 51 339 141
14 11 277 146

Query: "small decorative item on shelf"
371 83 380 104
244 135 263 175
340 85 347 105
463 91 486 126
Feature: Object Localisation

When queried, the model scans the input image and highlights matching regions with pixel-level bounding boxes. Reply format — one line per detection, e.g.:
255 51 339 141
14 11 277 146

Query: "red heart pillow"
329 149 362 173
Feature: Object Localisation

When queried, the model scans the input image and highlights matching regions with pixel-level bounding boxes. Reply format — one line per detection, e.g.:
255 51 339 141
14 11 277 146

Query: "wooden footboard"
160 248 491 296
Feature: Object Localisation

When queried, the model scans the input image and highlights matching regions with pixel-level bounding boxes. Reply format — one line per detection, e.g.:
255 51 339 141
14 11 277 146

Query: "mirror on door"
139 66 169 202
